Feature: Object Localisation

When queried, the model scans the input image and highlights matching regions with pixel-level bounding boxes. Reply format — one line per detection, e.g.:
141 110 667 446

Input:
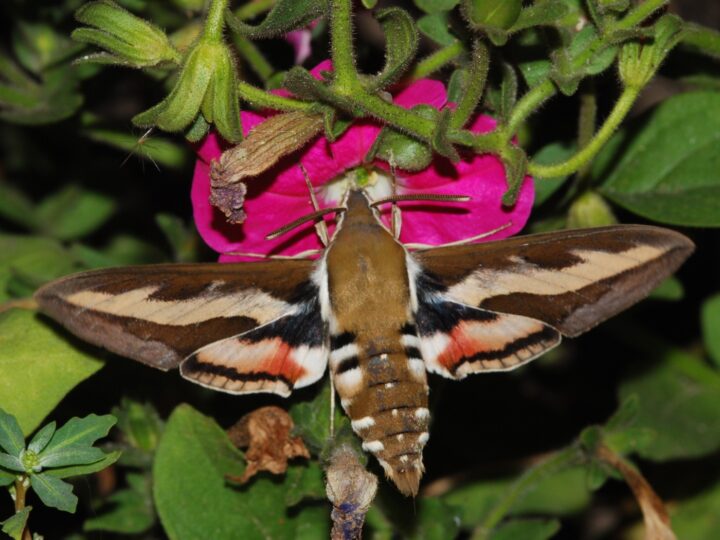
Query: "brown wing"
414 225 694 337
34 260 316 369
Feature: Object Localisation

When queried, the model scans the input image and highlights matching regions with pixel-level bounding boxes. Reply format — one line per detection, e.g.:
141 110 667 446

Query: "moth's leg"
389 159 403 240
301 164 330 247
330 375 336 436
223 249 324 260
406 222 513 251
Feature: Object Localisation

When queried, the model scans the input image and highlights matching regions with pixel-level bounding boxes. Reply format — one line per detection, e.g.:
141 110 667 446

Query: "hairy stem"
203 0 230 41
503 79 555 140
237 81 313 111
409 41 465 80
528 86 639 178
329 0 357 92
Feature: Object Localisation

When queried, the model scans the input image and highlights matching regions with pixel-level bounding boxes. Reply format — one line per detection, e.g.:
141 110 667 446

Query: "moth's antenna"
370 193 471 207
266 207 345 240
301 164 331 247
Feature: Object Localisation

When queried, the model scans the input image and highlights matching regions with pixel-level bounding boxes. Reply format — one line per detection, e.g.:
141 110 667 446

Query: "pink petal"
285 29 312 65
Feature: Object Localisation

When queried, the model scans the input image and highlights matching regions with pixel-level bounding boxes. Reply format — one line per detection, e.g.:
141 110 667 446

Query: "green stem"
355 92 436 140
682 22 720 60
203 0 230 41
232 34 274 82
409 41 465 80
329 0 357 92
449 40 490 130
236 81 313 111
576 87 597 180
503 79 555 140
474 446 583 539
528 86 639 178
234 0 276 20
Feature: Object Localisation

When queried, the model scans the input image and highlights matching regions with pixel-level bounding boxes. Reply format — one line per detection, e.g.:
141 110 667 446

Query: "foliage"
1 0 720 537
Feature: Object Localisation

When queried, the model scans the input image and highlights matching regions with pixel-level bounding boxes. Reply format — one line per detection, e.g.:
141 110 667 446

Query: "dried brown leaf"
227 406 310 483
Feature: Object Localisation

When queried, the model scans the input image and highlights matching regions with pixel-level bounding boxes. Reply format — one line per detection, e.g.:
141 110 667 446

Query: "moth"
35 188 693 496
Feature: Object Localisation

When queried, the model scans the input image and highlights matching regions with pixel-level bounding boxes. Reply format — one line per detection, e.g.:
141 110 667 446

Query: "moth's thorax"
325 190 428 496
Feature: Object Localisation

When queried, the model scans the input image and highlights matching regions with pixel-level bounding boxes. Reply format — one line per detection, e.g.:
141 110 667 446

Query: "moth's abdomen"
331 341 429 497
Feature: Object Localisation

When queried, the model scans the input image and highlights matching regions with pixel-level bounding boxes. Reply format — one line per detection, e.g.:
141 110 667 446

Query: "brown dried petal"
211 110 323 189
597 446 677 540
227 406 310 483
209 181 247 224
326 444 378 540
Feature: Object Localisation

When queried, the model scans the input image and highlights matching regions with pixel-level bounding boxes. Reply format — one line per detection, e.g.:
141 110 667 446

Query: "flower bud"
133 39 242 143
72 1 180 68
618 15 683 89
462 0 522 31
567 191 616 228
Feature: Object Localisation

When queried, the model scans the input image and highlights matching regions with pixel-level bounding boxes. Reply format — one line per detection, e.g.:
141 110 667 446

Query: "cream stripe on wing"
64 286 291 325
446 245 666 305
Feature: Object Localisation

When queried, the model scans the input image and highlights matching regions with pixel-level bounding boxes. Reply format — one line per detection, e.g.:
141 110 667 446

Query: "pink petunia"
192 62 534 262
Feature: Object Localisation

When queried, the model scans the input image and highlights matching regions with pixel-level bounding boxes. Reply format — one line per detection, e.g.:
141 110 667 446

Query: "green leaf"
1 506 31 540
0 310 103 435
0 452 24 472
618 350 720 461
0 408 25 456
84 128 190 169
648 276 684 301
226 0 327 39
599 92 720 226
0 470 15 487
45 449 121 479
369 8 419 91
284 460 326 506
39 446 106 468
443 466 591 527
417 14 456 46
415 0 460 14
30 473 78 513
531 142 574 206
155 214 198 263
0 234 77 302
672 477 720 539
511 0 569 31
154 404 329 539
27 422 56 454
34 185 115 241
488 518 560 540
42 415 116 456
0 181 36 230
290 379 349 452
84 472 155 533
113 398 164 453
411 497 459 539
701 293 720 367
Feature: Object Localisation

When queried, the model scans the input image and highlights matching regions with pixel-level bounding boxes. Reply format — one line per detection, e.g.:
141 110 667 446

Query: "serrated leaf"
487 518 560 540
0 234 77 302
42 415 116 457
30 473 77 513
153 404 329 539
226 0 327 39
1 506 31 540
27 422 56 455
0 408 25 456
84 472 155 534
618 350 720 461
599 92 720 226
369 8 419 91
0 311 103 438
45 449 121 479
701 293 720 367
34 185 115 241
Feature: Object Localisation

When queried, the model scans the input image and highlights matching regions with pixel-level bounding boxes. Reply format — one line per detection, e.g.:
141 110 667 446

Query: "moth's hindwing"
34 260 329 396
414 225 694 338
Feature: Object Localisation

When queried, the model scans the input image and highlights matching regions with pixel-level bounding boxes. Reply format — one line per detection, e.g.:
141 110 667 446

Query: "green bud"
462 0 522 31
567 191 616 228
133 40 242 143
368 105 435 171
20 449 42 473
618 15 683 89
72 0 181 68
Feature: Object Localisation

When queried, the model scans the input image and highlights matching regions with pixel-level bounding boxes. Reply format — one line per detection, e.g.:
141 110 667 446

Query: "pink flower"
286 29 312 64
192 62 534 261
